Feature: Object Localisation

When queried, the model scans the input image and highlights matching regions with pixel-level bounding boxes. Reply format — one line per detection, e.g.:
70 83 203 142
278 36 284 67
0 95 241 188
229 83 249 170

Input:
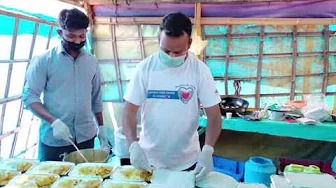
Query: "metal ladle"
67 138 89 163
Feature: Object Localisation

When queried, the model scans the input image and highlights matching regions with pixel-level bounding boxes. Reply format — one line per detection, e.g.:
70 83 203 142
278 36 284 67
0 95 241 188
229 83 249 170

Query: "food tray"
0 158 39 173
69 163 113 179
111 165 152 182
101 179 147 188
27 161 75 176
0 169 21 186
5 173 59 188
51 176 102 188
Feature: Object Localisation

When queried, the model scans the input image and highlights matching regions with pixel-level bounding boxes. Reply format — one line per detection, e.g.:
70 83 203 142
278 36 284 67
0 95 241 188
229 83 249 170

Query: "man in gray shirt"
22 8 108 161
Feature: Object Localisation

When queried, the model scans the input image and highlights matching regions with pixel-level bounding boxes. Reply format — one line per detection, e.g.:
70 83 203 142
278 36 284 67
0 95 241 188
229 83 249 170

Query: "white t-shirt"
124 52 221 170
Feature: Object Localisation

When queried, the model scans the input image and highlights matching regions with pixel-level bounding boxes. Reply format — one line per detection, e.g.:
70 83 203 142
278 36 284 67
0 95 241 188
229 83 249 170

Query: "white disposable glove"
51 119 73 141
98 126 109 151
332 156 336 172
194 145 214 181
129 141 152 172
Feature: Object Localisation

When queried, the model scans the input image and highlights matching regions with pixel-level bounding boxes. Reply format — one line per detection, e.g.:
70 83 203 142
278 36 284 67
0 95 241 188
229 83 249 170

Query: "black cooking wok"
219 97 249 117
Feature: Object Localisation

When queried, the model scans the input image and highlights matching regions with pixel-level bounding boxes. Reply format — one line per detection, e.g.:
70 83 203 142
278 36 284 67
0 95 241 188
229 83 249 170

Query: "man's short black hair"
58 8 89 30
160 12 192 37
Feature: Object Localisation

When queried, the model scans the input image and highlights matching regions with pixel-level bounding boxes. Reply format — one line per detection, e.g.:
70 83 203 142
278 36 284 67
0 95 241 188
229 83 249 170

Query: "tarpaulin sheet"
93 0 336 18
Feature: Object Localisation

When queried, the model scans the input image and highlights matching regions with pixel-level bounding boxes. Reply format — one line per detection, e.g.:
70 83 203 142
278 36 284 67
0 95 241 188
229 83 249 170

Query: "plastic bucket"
244 156 276 186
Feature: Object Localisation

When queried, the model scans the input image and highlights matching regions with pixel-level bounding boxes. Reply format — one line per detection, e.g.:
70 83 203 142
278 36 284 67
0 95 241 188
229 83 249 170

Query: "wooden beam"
86 0 312 5
84 2 94 27
0 9 57 26
204 32 325 39
206 51 336 59
95 17 163 25
195 3 202 37
201 17 336 25
95 17 336 26
0 95 22 105
57 0 84 7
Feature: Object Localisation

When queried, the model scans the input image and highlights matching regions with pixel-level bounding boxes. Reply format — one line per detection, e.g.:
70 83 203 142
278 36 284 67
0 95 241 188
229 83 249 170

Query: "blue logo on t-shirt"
147 85 195 104
147 90 179 99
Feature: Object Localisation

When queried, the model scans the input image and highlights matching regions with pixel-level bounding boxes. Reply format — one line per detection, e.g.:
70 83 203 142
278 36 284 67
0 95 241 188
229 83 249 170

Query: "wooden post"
322 25 330 95
110 23 124 102
290 25 298 100
224 25 232 96
255 26 265 108
138 25 146 59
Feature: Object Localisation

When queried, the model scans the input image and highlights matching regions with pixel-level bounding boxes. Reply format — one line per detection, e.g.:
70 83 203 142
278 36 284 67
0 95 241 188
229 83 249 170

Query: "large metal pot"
62 149 109 164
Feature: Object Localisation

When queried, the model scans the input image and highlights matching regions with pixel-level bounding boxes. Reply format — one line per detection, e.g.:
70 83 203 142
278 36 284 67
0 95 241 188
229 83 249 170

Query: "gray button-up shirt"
22 45 102 147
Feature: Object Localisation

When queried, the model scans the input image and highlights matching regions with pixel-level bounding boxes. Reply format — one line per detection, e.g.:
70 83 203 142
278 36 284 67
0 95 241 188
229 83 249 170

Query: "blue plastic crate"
213 155 245 182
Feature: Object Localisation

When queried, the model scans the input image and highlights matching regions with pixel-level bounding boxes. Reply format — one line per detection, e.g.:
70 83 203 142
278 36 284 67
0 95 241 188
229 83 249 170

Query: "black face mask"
62 39 86 52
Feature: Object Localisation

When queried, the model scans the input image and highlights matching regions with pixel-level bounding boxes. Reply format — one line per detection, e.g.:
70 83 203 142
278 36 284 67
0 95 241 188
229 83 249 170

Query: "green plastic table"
199 117 336 142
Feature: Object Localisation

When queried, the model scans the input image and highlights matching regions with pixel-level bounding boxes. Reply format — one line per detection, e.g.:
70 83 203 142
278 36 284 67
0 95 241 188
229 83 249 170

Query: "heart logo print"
178 87 194 104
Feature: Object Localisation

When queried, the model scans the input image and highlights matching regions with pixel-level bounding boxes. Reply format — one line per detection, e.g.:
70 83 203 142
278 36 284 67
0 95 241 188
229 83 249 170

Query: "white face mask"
159 49 186 67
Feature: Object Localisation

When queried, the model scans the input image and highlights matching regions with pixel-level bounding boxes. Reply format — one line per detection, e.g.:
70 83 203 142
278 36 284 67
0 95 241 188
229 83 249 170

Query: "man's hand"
194 145 214 180
51 119 72 141
129 142 152 172
98 126 109 152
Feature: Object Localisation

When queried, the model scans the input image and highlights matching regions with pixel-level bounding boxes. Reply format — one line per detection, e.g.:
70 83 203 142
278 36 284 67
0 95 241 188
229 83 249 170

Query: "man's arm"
204 104 222 147
95 112 104 126
22 56 55 123
122 101 139 145
91 62 103 121
28 103 56 124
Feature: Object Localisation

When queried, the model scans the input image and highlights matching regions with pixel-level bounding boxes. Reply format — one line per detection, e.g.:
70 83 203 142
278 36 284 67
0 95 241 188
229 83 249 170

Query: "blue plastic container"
244 156 276 186
213 155 245 181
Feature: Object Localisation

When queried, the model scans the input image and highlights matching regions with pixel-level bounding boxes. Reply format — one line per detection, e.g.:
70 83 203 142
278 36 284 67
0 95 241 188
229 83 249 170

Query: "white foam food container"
0 169 21 186
27 161 75 176
111 165 152 182
5 173 59 188
101 179 147 188
51 176 103 188
69 163 114 179
0 158 39 173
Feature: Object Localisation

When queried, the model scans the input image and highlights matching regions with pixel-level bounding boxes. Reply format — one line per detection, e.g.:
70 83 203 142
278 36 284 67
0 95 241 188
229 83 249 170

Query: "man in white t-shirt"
122 12 222 180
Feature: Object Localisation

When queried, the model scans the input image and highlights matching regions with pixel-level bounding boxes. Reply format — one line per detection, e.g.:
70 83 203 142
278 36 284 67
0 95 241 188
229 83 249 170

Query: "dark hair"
58 8 89 30
160 12 192 37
